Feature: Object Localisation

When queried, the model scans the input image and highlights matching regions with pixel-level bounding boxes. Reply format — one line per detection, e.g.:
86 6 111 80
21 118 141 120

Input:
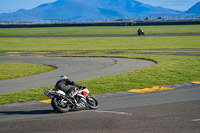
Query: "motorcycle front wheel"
87 97 99 109
51 97 70 113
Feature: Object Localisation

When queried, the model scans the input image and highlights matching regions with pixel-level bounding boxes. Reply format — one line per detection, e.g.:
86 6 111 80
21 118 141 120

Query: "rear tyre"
51 97 70 113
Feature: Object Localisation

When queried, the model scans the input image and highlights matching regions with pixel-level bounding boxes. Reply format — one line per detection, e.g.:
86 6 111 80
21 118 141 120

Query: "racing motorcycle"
137 30 145 36
44 87 99 113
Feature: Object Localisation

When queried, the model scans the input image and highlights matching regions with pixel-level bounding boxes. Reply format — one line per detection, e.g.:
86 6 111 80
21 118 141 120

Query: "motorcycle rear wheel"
51 97 70 113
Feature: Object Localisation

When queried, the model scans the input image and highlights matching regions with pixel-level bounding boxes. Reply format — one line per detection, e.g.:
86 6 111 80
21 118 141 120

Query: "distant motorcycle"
137 30 145 36
44 87 99 113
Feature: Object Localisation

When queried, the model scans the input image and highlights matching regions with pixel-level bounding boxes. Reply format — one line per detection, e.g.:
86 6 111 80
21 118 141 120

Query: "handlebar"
75 86 86 91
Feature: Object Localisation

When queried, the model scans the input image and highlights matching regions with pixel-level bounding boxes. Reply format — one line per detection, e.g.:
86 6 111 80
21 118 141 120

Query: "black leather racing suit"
54 79 81 98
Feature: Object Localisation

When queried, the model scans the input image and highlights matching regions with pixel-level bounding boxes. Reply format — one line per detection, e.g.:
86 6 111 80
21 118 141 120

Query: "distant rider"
137 28 142 33
137 28 145 35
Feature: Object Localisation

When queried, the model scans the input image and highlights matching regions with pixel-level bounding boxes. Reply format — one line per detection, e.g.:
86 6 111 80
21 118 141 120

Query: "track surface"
0 84 200 133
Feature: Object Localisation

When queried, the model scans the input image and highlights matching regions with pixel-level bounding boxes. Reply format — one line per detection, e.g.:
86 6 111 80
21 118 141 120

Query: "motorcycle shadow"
0 109 56 115
0 109 87 115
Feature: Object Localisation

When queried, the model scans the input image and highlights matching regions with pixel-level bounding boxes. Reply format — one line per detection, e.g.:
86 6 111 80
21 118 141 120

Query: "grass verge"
0 36 200 52
0 62 55 80
0 54 200 104
0 25 200 36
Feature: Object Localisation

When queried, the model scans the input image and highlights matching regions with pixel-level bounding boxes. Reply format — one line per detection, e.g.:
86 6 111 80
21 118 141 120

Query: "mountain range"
185 2 200 15
0 0 199 22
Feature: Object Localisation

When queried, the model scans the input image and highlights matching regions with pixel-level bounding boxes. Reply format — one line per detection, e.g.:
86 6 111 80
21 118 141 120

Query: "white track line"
89 110 132 116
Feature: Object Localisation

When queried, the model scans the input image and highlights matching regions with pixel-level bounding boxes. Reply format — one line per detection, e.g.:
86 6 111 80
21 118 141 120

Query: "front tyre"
87 97 99 109
51 97 70 113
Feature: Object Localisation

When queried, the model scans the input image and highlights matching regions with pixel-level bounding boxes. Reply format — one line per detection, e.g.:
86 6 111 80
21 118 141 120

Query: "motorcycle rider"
54 75 85 106
137 28 143 34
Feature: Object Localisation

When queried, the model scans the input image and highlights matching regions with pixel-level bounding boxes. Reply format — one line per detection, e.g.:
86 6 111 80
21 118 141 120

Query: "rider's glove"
79 86 86 90
82 86 86 89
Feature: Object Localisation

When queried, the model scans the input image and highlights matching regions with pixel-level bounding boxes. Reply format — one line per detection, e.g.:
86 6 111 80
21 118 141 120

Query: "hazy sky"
0 0 199 14
0 0 57 13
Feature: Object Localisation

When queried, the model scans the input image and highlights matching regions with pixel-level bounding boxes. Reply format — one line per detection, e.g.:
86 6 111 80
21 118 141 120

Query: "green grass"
0 87 52 104
0 36 200 52
79 55 200 94
0 25 200 36
0 54 200 104
0 63 55 80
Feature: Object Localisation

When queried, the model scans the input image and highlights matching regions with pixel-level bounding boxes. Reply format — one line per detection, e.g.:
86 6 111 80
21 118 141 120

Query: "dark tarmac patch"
163 82 200 89
136 51 200 56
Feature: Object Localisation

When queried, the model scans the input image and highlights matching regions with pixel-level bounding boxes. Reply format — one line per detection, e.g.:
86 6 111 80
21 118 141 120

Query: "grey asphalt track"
0 56 155 94
0 84 200 133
